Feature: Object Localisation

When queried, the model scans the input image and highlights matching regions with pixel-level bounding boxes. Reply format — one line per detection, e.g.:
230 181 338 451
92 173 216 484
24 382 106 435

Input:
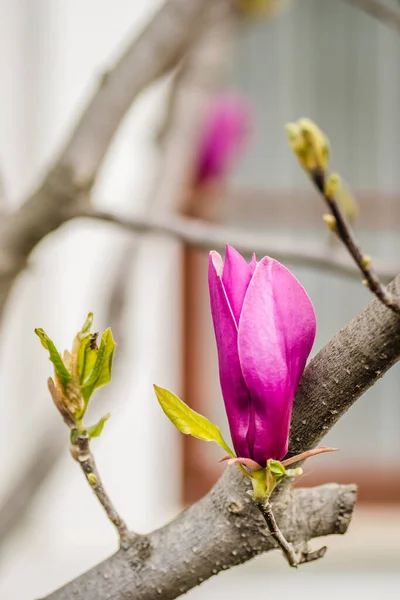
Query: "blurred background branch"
106 0 238 346
0 0 230 324
344 0 400 33
44 481 357 600
0 426 65 546
75 209 399 281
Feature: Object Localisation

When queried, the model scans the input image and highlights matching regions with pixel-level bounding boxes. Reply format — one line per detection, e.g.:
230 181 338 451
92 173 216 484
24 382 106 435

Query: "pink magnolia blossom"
194 94 250 186
208 245 316 466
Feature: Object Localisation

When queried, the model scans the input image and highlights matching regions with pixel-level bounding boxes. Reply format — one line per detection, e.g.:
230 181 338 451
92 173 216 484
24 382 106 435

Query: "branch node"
298 545 327 564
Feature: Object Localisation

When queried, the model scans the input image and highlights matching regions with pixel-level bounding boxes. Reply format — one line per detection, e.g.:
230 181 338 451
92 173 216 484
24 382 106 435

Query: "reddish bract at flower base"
208 245 316 467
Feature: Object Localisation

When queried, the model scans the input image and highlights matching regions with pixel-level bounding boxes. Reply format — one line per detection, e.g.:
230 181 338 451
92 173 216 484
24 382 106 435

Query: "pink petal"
238 257 316 464
222 245 256 325
208 252 251 458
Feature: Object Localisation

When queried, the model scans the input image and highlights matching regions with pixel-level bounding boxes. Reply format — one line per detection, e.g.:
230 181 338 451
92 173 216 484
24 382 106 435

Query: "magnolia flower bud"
208 245 316 465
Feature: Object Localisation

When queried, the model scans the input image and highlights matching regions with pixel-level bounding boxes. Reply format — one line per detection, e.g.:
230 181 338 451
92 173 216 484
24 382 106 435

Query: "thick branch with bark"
43 479 356 600
42 275 400 600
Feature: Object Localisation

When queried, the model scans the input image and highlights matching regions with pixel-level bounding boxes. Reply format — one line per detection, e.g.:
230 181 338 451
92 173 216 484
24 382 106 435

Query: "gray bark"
43 480 356 600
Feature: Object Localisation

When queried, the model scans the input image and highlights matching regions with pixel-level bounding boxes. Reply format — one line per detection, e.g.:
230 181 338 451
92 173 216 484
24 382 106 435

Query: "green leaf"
250 460 290 503
77 333 98 384
80 328 116 403
79 312 93 338
267 459 286 478
87 414 110 439
264 459 287 499
249 467 268 503
154 385 234 457
35 328 72 391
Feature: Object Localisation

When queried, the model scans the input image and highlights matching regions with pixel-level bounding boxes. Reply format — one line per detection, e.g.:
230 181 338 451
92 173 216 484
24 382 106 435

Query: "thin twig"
72 208 399 282
311 169 400 315
255 500 327 567
344 0 400 34
255 500 299 567
73 430 131 549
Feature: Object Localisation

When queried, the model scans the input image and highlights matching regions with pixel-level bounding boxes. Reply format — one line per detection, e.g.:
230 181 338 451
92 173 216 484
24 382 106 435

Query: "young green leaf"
80 328 116 403
87 414 110 439
267 459 286 477
77 333 98 384
154 385 234 457
79 312 93 338
265 459 287 498
35 328 72 391
249 467 268 502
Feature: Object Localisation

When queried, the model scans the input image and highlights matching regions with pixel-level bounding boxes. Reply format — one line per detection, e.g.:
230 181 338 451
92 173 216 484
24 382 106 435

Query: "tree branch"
255 498 321 567
312 170 400 314
0 0 229 322
42 480 356 600
73 209 399 282
41 275 400 600
72 430 132 549
344 0 400 34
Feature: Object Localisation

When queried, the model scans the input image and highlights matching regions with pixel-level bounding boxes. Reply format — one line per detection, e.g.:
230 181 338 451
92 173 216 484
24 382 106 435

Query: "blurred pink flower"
194 94 251 186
